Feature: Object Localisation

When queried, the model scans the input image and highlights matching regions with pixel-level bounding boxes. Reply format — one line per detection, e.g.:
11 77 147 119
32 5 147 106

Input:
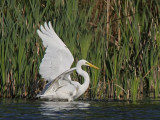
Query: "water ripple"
0 99 160 120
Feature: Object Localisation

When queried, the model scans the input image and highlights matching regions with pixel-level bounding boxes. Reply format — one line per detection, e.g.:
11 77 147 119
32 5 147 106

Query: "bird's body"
37 22 99 101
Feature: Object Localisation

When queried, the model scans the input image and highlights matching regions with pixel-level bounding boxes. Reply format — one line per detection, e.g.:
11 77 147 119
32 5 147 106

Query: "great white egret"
37 21 99 102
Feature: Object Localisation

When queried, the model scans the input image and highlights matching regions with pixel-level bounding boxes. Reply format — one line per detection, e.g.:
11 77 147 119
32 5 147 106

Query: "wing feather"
38 68 76 96
37 22 74 82
40 27 51 38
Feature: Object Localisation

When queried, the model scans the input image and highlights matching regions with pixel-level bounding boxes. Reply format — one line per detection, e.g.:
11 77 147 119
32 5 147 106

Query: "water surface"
0 98 160 120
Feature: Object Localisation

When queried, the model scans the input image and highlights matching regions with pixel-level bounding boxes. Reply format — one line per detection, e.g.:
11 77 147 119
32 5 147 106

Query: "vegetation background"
0 0 160 101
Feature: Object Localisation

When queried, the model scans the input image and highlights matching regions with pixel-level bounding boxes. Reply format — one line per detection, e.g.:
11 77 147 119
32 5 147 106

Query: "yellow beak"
86 62 99 69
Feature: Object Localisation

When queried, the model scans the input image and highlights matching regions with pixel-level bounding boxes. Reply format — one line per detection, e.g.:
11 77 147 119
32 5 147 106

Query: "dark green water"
0 98 160 120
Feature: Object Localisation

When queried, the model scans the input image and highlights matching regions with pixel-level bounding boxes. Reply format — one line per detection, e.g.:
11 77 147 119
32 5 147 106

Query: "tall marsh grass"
0 0 160 101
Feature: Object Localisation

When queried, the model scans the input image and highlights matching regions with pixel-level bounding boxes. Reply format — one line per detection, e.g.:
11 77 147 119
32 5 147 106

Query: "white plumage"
37 22 74 81
37 22 99 101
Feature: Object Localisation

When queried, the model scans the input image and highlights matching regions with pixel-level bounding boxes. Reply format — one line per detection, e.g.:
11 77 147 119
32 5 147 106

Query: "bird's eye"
85 62 89 66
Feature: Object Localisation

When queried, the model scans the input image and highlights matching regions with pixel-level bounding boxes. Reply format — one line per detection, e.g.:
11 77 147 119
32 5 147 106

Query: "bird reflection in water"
39 101 90 116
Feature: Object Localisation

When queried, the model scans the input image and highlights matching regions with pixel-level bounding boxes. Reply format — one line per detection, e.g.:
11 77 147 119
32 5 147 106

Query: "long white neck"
75 63 90 98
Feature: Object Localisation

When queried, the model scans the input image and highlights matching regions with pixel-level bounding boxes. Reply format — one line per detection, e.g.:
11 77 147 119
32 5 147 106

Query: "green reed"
0 0 160 101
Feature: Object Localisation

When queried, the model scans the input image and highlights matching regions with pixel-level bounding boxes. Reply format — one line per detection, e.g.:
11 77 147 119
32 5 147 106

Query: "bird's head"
77 59 99 69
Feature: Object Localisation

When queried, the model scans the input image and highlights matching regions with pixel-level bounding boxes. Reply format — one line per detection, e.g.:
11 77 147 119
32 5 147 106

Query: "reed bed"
0 0 160 101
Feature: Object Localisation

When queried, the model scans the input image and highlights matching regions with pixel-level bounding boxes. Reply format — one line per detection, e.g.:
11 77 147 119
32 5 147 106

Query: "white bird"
37 21 99 102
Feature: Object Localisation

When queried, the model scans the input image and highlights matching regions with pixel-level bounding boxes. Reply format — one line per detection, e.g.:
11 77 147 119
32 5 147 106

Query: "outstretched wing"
37 22 74 82
38 68 76 96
